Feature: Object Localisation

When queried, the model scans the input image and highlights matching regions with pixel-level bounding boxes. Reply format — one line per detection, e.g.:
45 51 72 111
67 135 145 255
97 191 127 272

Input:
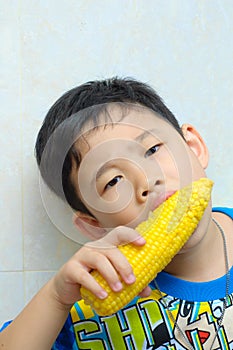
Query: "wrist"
45 277 74 313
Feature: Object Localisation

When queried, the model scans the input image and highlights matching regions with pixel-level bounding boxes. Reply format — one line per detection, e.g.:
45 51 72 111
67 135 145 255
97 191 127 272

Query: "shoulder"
0 320 12 332
213 206 233 219
213 206 233 269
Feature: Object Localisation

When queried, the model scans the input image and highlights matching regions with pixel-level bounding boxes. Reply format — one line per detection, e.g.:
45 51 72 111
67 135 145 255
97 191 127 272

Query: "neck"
164 213 228 282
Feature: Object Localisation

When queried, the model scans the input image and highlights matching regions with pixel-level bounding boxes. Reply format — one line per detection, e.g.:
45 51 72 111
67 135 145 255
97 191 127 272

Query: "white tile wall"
1 0 232 328
24 271 56 305
0 272 24 325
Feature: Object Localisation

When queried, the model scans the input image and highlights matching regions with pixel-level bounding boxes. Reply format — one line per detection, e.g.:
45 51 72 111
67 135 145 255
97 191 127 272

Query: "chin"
179 229 203 253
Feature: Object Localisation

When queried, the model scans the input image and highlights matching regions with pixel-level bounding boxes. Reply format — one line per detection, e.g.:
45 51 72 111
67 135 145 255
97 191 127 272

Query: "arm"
0 279 70 350
0 227 149 350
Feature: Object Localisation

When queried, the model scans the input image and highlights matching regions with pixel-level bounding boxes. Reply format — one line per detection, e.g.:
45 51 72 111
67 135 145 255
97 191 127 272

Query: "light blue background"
0 0 232 326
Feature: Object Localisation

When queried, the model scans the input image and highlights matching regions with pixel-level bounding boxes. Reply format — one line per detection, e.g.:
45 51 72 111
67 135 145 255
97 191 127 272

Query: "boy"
1 77 233 349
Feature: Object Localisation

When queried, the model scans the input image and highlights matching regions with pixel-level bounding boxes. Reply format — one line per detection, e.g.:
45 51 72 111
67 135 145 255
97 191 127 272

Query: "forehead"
77 104 177 153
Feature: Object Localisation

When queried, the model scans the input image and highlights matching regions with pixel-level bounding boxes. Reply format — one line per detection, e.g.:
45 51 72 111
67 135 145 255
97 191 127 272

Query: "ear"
73 211 106 240
181 124 209 169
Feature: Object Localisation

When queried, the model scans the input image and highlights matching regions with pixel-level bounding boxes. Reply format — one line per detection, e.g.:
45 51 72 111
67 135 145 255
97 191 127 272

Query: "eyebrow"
134 128 159 142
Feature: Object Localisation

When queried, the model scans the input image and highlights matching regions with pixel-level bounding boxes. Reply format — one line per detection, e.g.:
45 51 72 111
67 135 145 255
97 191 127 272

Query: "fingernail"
112 281 123 291
136 236 146 244
125 273 136 284
98 290 108 299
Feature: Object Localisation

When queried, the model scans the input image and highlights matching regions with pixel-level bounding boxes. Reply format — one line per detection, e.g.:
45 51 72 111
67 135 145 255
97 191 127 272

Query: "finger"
78 249 125 292
138 285 152 298
71 266 108 299
97 226 146 248
58 260 108 300
104 248 136 286
131 235 147 246
84 228 146 288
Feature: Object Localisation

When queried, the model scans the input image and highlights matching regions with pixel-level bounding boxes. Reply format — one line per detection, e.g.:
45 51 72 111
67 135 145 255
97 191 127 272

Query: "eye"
104 175 123 190
144 144 160 158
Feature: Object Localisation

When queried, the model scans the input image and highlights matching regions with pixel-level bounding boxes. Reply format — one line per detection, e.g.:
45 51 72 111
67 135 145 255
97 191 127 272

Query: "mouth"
150 191 176 212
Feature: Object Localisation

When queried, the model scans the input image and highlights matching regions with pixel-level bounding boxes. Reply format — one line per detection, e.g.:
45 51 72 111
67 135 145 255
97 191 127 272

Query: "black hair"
35 77 182 215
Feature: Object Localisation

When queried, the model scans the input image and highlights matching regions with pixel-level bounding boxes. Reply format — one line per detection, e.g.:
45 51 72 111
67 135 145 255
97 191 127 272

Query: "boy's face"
71 105 207 231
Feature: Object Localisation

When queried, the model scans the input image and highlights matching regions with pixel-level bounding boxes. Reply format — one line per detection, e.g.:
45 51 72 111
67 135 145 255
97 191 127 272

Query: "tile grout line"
0 270 57 273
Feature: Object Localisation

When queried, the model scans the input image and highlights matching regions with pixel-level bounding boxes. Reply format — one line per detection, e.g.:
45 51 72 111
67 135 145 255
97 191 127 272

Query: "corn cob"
80 177 213 316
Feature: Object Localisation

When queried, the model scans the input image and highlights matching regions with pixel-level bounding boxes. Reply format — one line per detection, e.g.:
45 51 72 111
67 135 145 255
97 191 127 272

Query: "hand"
51 226 152 308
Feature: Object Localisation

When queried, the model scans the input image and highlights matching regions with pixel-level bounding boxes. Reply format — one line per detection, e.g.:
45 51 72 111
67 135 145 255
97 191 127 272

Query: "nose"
136 177 161 203
129 156 162 203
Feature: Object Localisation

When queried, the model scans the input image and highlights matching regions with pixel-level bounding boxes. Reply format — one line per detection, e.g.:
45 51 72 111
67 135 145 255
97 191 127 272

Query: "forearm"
0 278 71 350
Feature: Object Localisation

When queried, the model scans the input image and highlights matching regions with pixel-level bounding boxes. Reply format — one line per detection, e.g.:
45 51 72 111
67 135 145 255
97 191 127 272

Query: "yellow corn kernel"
80 178 213 316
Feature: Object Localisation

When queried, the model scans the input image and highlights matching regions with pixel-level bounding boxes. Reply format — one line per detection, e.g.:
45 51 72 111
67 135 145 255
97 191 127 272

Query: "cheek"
164 159 179 177
79 176 135 217
92 210 134 229
159 142 203 185
155 149 180 179
91 201 147 230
